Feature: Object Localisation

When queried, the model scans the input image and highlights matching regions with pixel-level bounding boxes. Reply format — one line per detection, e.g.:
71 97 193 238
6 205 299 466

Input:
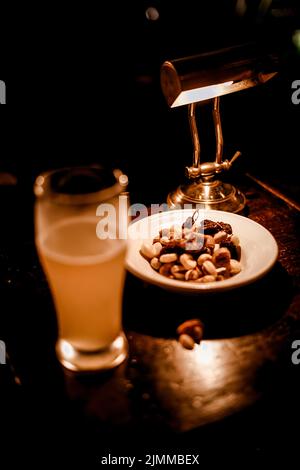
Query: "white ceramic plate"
125 209 278 294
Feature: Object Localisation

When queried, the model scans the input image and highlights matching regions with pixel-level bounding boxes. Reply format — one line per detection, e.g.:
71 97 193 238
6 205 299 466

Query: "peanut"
160 253 177 263
179 334 195 350
196 275 216 283
150 257 161 270
160 236 170 246
159 263 173 277
140 242 157 259
214 230 228 243
173 272 186 280
230 259 242 274
212 247 231 266
202 260 217 276
216 267 227 274
197 253 212 265
230 235 240 246
204 235 215 250
176 319 204 344
152 242 163 257
185 268 200 281
180 253 197 270
171 264 186 274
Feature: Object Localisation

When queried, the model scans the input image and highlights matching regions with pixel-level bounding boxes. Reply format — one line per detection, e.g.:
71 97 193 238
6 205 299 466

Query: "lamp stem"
213 97 223 164
188 103 200 169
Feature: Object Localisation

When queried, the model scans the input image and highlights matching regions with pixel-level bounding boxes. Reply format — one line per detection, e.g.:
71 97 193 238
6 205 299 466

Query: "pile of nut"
140 212 242 283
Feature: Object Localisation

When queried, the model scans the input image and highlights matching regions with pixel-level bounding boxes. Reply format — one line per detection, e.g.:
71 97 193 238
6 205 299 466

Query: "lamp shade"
160 43 279 107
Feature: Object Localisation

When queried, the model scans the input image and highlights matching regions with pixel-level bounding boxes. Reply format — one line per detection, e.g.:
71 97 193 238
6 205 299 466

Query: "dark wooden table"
1 176 300 465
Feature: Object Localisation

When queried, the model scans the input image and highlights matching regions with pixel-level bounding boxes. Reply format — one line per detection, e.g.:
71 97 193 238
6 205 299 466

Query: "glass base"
167 180 246 213
56 333 128 372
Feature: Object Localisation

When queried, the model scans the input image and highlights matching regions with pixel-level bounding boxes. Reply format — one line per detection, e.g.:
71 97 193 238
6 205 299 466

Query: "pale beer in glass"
34 167 128 371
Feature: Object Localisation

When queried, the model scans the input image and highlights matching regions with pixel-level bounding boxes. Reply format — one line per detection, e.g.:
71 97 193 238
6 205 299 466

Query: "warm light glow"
145 7 159 21
119 174 128 186
197 341 219 366
172 81 233 107
293 30 300 52
34 175 45 196
235 0 247 16
60 340 76 360
113 335 124 349
36 175 45 186
35 186 43 196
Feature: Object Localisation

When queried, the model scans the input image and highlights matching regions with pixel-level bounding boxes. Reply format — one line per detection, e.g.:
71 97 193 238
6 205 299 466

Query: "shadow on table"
123 262 293 339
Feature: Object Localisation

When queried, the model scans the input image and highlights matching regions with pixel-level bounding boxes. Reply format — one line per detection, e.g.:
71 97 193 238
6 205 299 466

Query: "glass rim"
34 165 128 205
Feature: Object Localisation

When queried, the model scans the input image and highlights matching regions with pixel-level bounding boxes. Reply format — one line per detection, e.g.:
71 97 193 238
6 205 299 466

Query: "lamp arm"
188 103 200 169
212 96 223 164
186 99 241 181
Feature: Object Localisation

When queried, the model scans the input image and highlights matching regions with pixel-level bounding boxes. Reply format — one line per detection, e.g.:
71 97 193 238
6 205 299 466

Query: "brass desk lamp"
161 43 278 212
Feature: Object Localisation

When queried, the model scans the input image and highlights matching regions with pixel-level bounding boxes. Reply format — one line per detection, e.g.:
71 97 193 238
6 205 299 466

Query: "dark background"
0 0 300 203
0 0 300 466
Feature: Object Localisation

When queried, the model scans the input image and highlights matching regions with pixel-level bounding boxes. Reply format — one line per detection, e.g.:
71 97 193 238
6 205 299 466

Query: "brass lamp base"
167 179 246 213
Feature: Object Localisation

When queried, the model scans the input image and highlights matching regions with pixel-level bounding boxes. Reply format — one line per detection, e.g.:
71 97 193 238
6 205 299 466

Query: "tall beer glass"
34 166 128 372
